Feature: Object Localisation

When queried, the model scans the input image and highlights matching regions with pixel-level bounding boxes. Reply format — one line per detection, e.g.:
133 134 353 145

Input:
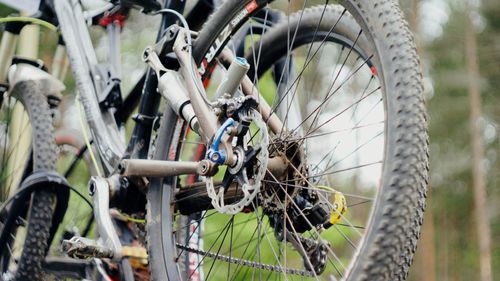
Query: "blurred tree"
404 0 500 280
465 1 493 280
479 0 500 276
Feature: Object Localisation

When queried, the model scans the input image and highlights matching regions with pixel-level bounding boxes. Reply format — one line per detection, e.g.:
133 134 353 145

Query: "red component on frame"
201 59 217 89
99 13 127 28
245 0 258 13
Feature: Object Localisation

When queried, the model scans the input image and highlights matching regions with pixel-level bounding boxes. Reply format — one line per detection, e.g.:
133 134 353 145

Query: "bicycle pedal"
62 236 114 260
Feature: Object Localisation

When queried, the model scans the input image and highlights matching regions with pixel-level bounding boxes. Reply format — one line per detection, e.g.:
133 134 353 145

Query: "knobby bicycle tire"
0 80 57 281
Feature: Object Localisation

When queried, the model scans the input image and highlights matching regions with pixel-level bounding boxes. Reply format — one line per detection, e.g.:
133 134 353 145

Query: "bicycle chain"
176 243 315 277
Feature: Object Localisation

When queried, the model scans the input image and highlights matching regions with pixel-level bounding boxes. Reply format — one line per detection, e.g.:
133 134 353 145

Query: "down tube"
54 0 125 173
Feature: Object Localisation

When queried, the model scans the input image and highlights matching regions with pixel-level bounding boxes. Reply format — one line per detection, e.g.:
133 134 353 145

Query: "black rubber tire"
146 1 428 281
145 108 181 281
0 80 57 281
333 1 429 280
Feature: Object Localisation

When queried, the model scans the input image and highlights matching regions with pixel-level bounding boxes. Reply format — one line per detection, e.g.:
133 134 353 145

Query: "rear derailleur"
262 156 347 274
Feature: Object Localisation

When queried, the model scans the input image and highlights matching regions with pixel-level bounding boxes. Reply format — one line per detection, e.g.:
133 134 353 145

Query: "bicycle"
0 0 428 280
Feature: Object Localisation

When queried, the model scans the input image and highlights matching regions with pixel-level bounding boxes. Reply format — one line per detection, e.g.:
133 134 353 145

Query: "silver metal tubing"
143 47 201 134
214 56 250 98
82 1 115 21
107 22 121 78
219 48 283 135
89 177 122 261
174 29 218 143
119 159 211 177
157 70 200 134
54 0 125 173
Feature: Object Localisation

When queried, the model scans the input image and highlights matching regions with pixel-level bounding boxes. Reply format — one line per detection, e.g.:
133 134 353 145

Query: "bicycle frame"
54 0 125 174
1 0 289 186
51 0 200 175
1 0 308 272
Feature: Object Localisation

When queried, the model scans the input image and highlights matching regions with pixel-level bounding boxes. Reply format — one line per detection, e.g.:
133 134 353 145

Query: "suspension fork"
0 24 19 200
1 21 39 196
0 28 20 84
0 20 34 105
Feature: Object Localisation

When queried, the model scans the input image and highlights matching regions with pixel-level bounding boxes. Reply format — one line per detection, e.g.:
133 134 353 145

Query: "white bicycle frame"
54 0 125 174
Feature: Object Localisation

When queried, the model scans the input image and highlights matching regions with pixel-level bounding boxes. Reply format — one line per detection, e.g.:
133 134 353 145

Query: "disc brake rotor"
206 109 269 214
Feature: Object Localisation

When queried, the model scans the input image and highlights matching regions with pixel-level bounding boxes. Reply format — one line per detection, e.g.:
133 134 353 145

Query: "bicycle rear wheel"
147 1 428 280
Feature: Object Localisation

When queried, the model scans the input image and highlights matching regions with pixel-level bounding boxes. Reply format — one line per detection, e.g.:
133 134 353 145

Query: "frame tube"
119 159 210 177
54 0 125 173
219 48 283 135
174 31 217 143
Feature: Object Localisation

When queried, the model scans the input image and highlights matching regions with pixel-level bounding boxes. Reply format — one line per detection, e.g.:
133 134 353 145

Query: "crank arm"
64 177 126 261
89 177 122 261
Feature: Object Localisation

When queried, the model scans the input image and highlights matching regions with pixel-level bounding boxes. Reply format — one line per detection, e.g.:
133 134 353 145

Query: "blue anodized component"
207 118 236 164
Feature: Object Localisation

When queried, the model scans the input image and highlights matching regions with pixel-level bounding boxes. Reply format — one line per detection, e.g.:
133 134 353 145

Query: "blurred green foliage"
403 0 500 280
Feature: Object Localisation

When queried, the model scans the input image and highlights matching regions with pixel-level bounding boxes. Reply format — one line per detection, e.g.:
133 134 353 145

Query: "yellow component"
329 191 347 225
113 210 146 224
316 185 336 193
122 246 148 267
122 246 148 259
